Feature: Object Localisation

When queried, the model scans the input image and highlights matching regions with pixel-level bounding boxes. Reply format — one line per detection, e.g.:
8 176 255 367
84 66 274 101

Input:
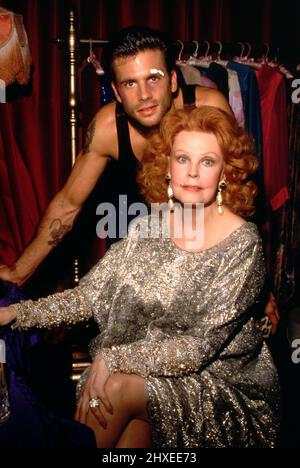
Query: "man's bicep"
62 150 111 208
62 103 117 208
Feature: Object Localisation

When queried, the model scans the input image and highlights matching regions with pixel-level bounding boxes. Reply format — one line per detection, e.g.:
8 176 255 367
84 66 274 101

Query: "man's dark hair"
103 26 175 81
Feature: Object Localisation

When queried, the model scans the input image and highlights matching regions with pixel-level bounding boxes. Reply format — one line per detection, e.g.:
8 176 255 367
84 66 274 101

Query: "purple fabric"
0 369 95 448
0 282 25 306
0 282 40 371
0 282 96 447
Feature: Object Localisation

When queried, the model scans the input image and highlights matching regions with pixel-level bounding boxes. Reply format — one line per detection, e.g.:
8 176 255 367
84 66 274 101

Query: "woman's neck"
169 202 226 251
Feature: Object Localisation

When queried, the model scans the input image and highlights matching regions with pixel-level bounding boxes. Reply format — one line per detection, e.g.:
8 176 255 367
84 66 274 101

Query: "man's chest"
127 126 150 161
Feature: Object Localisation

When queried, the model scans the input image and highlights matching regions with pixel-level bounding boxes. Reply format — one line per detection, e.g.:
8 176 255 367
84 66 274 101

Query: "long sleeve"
100 234 265 378
13 239 128 330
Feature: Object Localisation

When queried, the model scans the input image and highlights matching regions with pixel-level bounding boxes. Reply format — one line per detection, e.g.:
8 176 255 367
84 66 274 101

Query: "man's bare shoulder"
195 86 233 116
174 86 233 117
94 101 116 122
91 101 118 159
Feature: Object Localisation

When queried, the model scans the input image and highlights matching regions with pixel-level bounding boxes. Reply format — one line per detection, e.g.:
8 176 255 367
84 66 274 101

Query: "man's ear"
111 82 122 103
170 70 178 93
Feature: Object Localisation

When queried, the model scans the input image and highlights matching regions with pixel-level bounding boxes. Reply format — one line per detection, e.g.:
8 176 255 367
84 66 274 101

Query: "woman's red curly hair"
137 106 259 218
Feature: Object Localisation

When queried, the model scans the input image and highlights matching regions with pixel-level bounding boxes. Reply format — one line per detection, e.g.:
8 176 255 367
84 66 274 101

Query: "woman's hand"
0 306 17 326
75 354 113 429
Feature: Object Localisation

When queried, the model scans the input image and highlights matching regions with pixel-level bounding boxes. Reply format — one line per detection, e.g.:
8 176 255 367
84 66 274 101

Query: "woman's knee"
105 373 130 398
105 373 147 417
106 373 144 394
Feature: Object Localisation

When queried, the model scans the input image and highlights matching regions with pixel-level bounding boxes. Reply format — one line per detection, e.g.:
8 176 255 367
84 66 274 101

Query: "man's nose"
138 82 152 101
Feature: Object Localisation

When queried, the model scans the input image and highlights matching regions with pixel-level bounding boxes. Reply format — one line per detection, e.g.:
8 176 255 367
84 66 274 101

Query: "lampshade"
0 7 31 85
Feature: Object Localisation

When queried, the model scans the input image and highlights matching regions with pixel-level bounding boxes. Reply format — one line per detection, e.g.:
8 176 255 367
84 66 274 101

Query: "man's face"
111 49 177 128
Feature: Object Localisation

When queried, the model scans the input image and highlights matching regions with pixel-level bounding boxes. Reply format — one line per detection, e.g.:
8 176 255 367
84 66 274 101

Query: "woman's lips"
182 185 201 192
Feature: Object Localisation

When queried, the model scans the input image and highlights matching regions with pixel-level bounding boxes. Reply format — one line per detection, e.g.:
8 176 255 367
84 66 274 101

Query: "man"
0 26 231 286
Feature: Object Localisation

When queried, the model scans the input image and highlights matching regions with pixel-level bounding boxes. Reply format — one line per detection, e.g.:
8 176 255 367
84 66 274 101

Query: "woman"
0 107 279 448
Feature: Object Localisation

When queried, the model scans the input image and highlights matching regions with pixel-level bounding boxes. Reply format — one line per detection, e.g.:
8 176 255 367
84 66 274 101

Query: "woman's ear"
220 165 226 181
167 156 171 175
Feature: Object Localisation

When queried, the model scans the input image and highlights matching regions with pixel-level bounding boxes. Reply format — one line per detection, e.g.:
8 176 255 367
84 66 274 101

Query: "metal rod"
79 39 109 45
53 37 108 46
54 36 279 56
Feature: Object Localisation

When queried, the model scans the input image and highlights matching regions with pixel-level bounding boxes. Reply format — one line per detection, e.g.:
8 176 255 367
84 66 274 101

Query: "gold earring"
216 179 227 215
165 173 174 210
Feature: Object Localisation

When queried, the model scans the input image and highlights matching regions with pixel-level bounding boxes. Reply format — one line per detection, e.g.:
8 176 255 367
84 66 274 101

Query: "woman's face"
169 130 224 207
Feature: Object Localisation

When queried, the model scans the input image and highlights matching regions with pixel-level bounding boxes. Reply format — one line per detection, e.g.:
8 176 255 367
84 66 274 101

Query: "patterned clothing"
13 217 280 448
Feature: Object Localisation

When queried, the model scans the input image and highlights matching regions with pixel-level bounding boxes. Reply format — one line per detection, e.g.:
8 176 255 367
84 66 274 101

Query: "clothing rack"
53 8 281 169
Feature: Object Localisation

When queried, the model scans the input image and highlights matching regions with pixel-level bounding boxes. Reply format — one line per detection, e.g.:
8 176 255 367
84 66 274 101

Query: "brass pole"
68 8 79 167
68 8 80 285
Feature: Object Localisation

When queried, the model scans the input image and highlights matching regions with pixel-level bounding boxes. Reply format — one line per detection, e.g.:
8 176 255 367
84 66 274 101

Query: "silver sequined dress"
13 218 280 448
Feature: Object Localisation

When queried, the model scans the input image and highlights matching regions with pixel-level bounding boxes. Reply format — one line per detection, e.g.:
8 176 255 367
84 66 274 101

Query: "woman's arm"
2 238 128 330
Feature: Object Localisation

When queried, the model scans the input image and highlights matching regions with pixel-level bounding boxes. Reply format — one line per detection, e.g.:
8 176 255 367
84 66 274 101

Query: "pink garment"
181 62 244 128
226 68 245 128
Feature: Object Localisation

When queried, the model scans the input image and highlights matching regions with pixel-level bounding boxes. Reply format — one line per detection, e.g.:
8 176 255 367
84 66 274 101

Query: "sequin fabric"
13 217 280 448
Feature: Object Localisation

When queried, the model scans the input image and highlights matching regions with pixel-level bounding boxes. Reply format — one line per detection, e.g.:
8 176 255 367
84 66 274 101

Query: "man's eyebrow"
120 78 136 85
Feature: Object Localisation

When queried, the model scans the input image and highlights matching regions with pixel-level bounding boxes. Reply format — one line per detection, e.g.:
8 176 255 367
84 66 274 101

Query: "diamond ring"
89 398 101 408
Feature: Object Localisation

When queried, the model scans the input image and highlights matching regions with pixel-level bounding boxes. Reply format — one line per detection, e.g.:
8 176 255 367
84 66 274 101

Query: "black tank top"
115 101 141 200
181 84 197 107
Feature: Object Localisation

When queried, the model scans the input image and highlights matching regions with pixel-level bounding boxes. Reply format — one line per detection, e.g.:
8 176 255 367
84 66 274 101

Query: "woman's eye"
177 156 188 163
202 158 214 166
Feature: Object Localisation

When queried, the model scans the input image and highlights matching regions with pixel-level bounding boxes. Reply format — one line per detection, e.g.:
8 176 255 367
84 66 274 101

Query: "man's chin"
134 113 162 128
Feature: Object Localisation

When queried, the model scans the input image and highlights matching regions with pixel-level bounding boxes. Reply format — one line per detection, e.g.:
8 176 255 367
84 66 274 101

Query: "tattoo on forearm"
82 119 96 155
48 219 71 246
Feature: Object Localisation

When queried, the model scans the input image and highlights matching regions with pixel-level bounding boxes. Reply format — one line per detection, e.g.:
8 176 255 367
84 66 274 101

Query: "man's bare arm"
0 103 117 285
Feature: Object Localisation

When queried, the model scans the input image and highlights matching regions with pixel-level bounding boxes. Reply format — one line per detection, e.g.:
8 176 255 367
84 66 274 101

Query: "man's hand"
0 306 17 326
75 354 113 429
264 292 280 335
0 264 23 286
